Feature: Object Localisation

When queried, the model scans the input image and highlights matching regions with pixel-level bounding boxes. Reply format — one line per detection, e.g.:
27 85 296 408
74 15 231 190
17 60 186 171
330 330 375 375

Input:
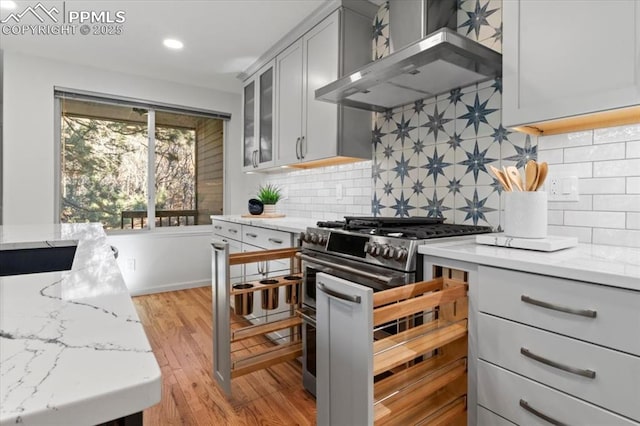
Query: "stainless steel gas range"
296 216 492 396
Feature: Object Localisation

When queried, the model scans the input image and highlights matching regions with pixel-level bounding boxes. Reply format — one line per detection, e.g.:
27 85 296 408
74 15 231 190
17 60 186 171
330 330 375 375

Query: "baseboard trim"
128 279 210 297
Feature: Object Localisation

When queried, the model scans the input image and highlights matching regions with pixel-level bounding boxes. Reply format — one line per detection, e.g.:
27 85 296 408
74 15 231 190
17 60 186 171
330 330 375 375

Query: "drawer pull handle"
214 225 222 230
268 238 283 244
520 348 596 379
317 282 361 304
519 399 569 426
520 295 597 318
229 229 238 234
246 233 258 238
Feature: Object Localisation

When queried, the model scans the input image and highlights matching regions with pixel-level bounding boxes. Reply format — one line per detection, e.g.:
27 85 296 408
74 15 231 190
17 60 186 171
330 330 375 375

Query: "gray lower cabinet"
316 272 374 426
503 0 640 128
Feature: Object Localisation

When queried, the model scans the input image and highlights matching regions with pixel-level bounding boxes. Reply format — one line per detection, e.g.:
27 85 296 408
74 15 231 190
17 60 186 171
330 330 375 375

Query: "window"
56 91 228 230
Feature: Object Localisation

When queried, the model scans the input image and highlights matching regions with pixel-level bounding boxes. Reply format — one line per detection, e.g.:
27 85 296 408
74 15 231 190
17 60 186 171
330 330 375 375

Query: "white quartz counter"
419 239 640 291
0 224 161 425
211 215 318 234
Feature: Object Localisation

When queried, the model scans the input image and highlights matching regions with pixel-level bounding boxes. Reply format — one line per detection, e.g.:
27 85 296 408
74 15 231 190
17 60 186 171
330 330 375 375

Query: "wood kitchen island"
0 224 161 425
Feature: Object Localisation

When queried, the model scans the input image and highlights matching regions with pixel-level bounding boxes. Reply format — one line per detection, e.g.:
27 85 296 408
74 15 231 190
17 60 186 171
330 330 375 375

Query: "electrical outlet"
547 176 579 201
125 258 136 272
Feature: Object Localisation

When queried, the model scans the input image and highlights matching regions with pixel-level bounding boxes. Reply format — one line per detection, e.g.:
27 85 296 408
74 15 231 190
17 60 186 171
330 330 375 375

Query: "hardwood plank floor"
133 286 316 425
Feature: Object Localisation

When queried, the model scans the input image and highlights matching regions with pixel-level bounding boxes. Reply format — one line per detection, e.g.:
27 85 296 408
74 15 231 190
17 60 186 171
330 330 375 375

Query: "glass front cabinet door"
242 60 275 171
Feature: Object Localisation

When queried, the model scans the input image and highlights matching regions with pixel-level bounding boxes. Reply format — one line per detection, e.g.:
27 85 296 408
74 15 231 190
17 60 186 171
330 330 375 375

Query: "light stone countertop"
0 223 161 425
419 239 640 291
211 215 319 234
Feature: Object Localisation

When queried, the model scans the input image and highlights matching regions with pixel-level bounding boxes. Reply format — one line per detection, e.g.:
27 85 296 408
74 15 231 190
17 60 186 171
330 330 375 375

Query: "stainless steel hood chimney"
315 0 502 112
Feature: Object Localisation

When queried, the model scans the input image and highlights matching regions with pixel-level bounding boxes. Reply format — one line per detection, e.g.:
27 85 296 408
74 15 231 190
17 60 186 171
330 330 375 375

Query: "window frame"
54 88 230 233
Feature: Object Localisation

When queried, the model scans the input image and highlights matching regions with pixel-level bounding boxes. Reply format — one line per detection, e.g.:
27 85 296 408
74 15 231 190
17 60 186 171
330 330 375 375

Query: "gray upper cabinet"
242 60 275 171
276 8 373 167
503 0 640 129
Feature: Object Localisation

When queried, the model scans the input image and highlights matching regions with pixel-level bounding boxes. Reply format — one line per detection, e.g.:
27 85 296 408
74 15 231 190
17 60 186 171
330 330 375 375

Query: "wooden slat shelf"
230 273 302 295
373 320 468 376
229 247 300 265
231 316 302 342
231 341 302 378
418 397 467 426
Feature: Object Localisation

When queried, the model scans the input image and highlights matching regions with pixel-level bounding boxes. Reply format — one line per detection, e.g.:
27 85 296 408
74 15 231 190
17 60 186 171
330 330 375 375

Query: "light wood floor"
133 286 317 425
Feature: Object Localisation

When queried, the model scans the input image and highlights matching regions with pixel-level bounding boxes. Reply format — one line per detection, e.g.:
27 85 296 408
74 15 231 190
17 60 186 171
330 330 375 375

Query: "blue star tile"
423 146 451 185
383 109 394 122
392 152 415 185
414 99 426 114
391 193 415 218
490 177 504 194
372 192 385 216
372 123 384 148
372 160 384 183
422 189 451 219
390 113 416 147
459 0 498 39
492 23 502 44
458 189 497 225
491 76 502 94
460 141 498 182
412 179 426 195
372 15 388 42
383 182 393 196
458 92 499 135
491 124 511 144
447 132 463 151
412 138 426 155
422 104 453 141
504 135 538 169
383 144 394 159
447 177 463 195
448 88 463 105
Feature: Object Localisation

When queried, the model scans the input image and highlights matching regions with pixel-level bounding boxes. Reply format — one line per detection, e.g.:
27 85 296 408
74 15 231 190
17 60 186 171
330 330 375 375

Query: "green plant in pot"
256 183 282 215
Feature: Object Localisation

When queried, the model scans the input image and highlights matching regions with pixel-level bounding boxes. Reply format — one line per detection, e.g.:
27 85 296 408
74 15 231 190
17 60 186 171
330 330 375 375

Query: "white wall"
2 51 256 293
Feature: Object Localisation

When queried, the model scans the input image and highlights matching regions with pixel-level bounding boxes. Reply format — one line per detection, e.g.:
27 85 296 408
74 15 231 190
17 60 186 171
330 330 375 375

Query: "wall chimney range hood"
315 0 502 112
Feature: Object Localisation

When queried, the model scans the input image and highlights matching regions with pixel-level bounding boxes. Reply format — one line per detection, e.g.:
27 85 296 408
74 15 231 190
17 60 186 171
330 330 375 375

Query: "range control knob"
365 242 381 257
299 232 308 243
381 245 395 259
318 235 328 245
309 233 319 244
394 248 408 262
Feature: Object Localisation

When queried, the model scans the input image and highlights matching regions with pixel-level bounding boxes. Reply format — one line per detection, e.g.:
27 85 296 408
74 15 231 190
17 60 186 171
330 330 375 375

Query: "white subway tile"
563 143 625 163
537 130 592 150
537 149 563 164
593 228 640 248
593 194 640 212
547 162 592 178
594 159 640 177
628 177 640 194
579 178 626 194
548 195 593 211
627 213 640 230
548 225 592 243
547 210 563 225
594 123 640 144
564 211 626 228
627 140 640 158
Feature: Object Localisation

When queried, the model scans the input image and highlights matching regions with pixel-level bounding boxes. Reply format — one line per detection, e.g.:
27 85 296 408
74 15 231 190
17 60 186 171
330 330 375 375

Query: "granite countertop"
0 224 161 425
418 239 640 291
211 215 318 233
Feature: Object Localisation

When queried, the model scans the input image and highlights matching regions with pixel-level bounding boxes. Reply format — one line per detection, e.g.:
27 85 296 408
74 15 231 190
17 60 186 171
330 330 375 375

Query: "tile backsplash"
260 0 639 248
539 124 640 248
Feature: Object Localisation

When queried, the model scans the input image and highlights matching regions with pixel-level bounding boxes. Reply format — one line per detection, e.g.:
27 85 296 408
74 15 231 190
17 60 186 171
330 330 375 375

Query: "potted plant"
256 183 282 214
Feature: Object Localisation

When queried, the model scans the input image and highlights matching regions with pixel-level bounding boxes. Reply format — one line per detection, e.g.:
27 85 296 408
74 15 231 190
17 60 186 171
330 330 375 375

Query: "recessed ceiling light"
163 38 183 50
0 0 17 10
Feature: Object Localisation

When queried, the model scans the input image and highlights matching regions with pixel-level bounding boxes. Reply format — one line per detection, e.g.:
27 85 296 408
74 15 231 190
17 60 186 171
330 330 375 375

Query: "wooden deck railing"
120 210 198 229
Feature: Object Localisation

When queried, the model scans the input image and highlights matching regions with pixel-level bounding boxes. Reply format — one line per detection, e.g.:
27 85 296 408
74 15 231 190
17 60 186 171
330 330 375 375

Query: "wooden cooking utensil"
501 166 513 191
506 166 524 191
525 160 538 191
535 162 548 190
489 165 511 191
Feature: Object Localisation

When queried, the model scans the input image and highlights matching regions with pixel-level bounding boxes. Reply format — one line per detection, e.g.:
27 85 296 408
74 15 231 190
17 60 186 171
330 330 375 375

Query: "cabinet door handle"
295 137 301 160
520 295 597 318
245 233 257 238
228 229 238 234
300 136 305 159
520 347 596 379
214 225 222 230
317 282 361 304
253 150 258 167
519 399 569 426
268 238 283 245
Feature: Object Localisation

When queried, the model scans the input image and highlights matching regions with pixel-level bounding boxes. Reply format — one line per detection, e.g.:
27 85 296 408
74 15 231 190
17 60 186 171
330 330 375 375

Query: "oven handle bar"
318 282 361 304
296 309 317 327
297 253 394 284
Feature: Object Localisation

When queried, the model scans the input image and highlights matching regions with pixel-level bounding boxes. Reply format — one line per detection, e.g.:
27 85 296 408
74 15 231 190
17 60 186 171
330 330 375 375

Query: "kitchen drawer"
479 313 640 420
242 225 291 250
478 266 640 355
478 360 639 426
478 406 515 426
212 220 242 241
